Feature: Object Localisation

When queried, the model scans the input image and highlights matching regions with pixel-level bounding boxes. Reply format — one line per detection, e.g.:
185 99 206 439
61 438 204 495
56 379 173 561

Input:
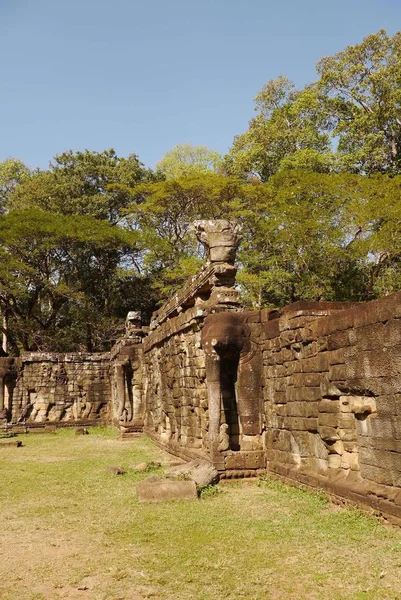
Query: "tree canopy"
225 29 401 180
2 29 401 353
156 144 222 179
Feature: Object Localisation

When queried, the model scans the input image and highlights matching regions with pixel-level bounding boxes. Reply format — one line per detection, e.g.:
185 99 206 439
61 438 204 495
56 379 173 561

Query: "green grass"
1 428 401 600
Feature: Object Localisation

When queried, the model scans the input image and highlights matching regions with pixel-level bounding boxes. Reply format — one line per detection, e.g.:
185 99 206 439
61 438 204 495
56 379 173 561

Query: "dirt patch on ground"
1 430 401 600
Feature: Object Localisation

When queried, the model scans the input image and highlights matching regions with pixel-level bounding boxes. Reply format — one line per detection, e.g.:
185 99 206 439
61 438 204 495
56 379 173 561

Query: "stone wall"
143 307 209 460
2 218 401 523
259 295 401 523
141 268 401 521
9 353 110 426
141 220 244 462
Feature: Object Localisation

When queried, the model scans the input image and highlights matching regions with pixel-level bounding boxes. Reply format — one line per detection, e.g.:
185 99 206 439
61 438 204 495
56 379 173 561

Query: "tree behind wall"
224 29 401 180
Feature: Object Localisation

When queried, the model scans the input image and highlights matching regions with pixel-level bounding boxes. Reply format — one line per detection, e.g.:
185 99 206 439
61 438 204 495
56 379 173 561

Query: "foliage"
225 30 401 179
316 29 401 175
156 144 222 179
3 30 401 350
7 148 151 223
0 209 142 353
125 173 246 297
199 483 223 498
224 76 333 181
228 170 399 308
0 158 30 212
1 150 159 352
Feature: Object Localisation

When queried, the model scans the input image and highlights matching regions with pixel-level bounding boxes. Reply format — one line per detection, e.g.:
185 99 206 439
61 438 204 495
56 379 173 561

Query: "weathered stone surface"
75 427 89 435
4 220 401 523
0 438 22 447
106 466 127 475
191 219 242 264
8 353 110 426
131 461 161 472
136 477 198 502
165 460 218 488
225 451 265 470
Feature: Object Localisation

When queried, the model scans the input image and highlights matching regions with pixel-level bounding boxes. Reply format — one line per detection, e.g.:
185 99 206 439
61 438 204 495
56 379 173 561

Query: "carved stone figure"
126 311 142 332
201 311 263 462
191 219 242 264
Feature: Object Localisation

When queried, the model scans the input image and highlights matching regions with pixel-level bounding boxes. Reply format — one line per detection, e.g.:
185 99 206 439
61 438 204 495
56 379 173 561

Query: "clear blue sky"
1 0 400 170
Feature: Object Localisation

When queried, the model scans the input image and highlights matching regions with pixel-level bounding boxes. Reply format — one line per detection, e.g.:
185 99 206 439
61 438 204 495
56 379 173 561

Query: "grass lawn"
1 428 401 600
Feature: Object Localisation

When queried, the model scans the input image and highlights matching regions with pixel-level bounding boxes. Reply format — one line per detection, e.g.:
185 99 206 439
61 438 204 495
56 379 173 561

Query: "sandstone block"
165 460 218 488
329 364 347 381
106 466 127 475
225 451 265 470
286 387 321 402
327 330 352 350
318 399 340 413
0 439 22 447
283 417 318 431
318 413 340 428
291 373 322 388
300 353 329 373
286 402 318 418
136 477 198 502
318 426 340 442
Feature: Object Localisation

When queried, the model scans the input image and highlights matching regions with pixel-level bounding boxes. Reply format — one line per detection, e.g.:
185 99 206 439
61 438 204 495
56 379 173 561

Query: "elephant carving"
201 311 263 461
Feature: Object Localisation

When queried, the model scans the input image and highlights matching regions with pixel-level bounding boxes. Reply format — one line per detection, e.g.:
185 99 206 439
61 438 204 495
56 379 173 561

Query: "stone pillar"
0 376 4 412
204 353 224 468
114 363 127 422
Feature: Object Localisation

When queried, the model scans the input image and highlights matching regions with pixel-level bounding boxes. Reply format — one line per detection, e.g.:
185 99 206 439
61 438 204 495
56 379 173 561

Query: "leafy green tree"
0 158 30 212
0 209 143 353
342 174 401 295
225 30 401 179
156 144 222 179
316 29 401 174
227 171 375 307
126 173 246 297
224 76 333 181
7 149 151 223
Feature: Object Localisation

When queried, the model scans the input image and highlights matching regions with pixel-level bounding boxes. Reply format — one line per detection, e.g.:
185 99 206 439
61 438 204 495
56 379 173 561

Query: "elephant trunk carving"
201 312 263 462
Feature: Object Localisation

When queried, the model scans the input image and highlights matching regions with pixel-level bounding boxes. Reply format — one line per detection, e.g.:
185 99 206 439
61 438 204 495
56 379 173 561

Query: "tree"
0 209 143 353
226 170 377 308
156 144 222 179
341 174 401 295
224 76 333 181
7 149 152 223
316 29 401 175
0 158 30 212
225 30 401 179
125 173 246 297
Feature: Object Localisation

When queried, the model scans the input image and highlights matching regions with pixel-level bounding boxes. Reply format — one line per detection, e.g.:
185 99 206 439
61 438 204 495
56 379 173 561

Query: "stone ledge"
149 262 238 331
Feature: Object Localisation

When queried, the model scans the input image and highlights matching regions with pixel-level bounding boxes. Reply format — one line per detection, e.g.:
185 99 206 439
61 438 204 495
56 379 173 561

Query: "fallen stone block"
136 477 198 502
75 427 89 435
131 461 161 473
165 460 219 488
106 465 127 475
0 439 22 447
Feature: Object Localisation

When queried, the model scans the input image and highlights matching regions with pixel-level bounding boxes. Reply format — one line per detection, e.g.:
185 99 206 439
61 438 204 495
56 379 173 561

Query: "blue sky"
1 0 400 170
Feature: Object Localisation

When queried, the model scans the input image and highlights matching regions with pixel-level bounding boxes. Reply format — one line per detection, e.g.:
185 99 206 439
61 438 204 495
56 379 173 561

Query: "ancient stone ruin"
2 219 401 523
